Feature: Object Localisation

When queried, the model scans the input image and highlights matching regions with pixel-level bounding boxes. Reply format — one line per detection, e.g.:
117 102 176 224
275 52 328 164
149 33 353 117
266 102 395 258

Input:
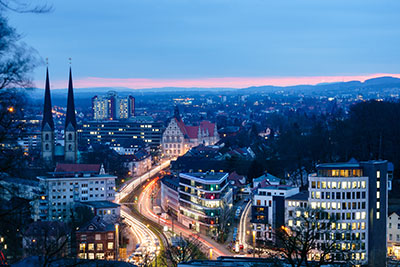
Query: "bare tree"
23 221 70 267
161 234 206 267
271 207 357 267
0 0 52 13
216 199 232 243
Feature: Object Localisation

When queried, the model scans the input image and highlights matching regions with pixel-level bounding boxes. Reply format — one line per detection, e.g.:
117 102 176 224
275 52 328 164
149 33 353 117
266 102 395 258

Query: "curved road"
138 177 233 259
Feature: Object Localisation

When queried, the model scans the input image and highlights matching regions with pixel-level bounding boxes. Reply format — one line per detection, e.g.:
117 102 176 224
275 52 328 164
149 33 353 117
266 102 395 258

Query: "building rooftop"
286 190 309 201
253 173 280 184
55 163 102 174
258 185 297 191
77 216 115 233
179 256 278 267
180 172 228 181
82 201 120 209
317 163 362 169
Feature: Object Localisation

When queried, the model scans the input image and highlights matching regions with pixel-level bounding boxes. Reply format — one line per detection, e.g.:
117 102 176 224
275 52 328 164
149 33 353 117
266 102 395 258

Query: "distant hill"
27 76 400 100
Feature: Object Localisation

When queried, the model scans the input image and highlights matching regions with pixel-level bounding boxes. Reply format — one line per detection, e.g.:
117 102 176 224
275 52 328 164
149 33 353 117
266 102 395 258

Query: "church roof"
41 68 54 131
65 67 77 130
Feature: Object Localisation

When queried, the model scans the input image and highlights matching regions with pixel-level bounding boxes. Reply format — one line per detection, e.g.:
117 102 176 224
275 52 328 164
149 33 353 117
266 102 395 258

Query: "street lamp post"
252 230 256 258
115 223 119 261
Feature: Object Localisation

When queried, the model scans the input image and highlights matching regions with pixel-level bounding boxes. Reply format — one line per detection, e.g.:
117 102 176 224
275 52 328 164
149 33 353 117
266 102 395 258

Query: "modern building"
76 216 117 260
162 107 219 158
307 160 390 266
178 172 233 234
37 163 116 221
285 190 309 226
160 175 180 218
79 117 163 151
251 185 299 242
92 91 135 120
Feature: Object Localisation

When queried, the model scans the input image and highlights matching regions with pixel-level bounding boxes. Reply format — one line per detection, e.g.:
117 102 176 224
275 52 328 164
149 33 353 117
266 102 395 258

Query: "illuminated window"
361 181 366 188
107 242 114 249
377 181 380 189
377 171 380 178
88 243 94 251
377 212 380 219
342 182 347 189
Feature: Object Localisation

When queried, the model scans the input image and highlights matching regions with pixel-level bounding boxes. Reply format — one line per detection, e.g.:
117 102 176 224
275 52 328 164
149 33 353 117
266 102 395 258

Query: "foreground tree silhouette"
161 234 206 267
271 207 357 267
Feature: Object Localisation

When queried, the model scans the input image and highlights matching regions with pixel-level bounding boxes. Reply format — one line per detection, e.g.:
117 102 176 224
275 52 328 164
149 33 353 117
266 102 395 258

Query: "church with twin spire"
41 67 78 165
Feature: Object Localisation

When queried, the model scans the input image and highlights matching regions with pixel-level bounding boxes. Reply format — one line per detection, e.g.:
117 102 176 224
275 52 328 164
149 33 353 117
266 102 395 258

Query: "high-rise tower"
41 68 55 165
64 68 78 163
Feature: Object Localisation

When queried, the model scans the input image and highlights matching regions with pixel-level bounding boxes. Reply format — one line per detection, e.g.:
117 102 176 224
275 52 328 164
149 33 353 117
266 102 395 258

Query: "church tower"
64 68 78 163
41 67 55 165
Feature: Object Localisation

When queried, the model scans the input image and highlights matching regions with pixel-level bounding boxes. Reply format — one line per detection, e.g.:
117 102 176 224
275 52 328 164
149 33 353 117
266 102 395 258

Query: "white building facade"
251 185 299 242
37 164 116 221
162 116 219 158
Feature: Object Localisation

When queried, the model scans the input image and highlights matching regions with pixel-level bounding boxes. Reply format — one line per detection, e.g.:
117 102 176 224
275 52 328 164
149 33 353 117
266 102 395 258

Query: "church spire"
65 67 77 130
64 66 78 163
41 67 54 130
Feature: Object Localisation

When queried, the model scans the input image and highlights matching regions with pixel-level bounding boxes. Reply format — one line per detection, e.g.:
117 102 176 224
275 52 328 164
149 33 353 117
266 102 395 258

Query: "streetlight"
115 223 119 261
209 247 213 260
252 230 256 258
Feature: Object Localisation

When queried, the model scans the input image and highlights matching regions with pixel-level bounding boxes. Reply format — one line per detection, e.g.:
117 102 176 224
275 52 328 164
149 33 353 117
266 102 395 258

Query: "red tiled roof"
175 118 216 139
55 163 101 173
200 121 216 136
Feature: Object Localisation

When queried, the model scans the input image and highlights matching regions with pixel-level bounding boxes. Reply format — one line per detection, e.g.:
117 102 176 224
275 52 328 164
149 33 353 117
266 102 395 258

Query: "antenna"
46 57 48 66
69 57 72 66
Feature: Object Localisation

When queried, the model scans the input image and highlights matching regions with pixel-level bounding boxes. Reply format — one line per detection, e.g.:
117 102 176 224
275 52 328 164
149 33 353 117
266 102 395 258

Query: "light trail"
116 160 171 203
138 176 229 258
121 208 160 260
238 200 252 250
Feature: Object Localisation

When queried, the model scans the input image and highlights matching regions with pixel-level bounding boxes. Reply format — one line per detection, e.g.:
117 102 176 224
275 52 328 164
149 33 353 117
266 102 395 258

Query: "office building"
306 160 389 265
178 172 233 234
79 117 163 151
92 91 135 120
37 163 116 221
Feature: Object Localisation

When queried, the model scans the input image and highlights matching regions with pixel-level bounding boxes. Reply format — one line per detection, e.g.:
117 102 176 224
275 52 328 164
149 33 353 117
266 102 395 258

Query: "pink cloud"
44 73 400 89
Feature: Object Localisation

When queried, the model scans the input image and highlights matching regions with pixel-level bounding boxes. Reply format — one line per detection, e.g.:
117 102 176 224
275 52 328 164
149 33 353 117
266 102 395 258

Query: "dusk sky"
8 0 400 89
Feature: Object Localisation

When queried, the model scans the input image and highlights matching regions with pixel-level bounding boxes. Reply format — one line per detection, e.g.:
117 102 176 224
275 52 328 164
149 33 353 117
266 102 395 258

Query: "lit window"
377 212 380 219
361 181 366 188
88 243 94 251
342 182 347 189
377 171 380 178
107 242 114 249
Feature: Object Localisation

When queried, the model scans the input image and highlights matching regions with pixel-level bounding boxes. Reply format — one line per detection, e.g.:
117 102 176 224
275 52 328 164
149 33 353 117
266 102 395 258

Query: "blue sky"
7 0 400 88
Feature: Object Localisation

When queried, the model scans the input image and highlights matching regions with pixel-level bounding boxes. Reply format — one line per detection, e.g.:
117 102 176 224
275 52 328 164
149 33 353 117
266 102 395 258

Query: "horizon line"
34 73 400 90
